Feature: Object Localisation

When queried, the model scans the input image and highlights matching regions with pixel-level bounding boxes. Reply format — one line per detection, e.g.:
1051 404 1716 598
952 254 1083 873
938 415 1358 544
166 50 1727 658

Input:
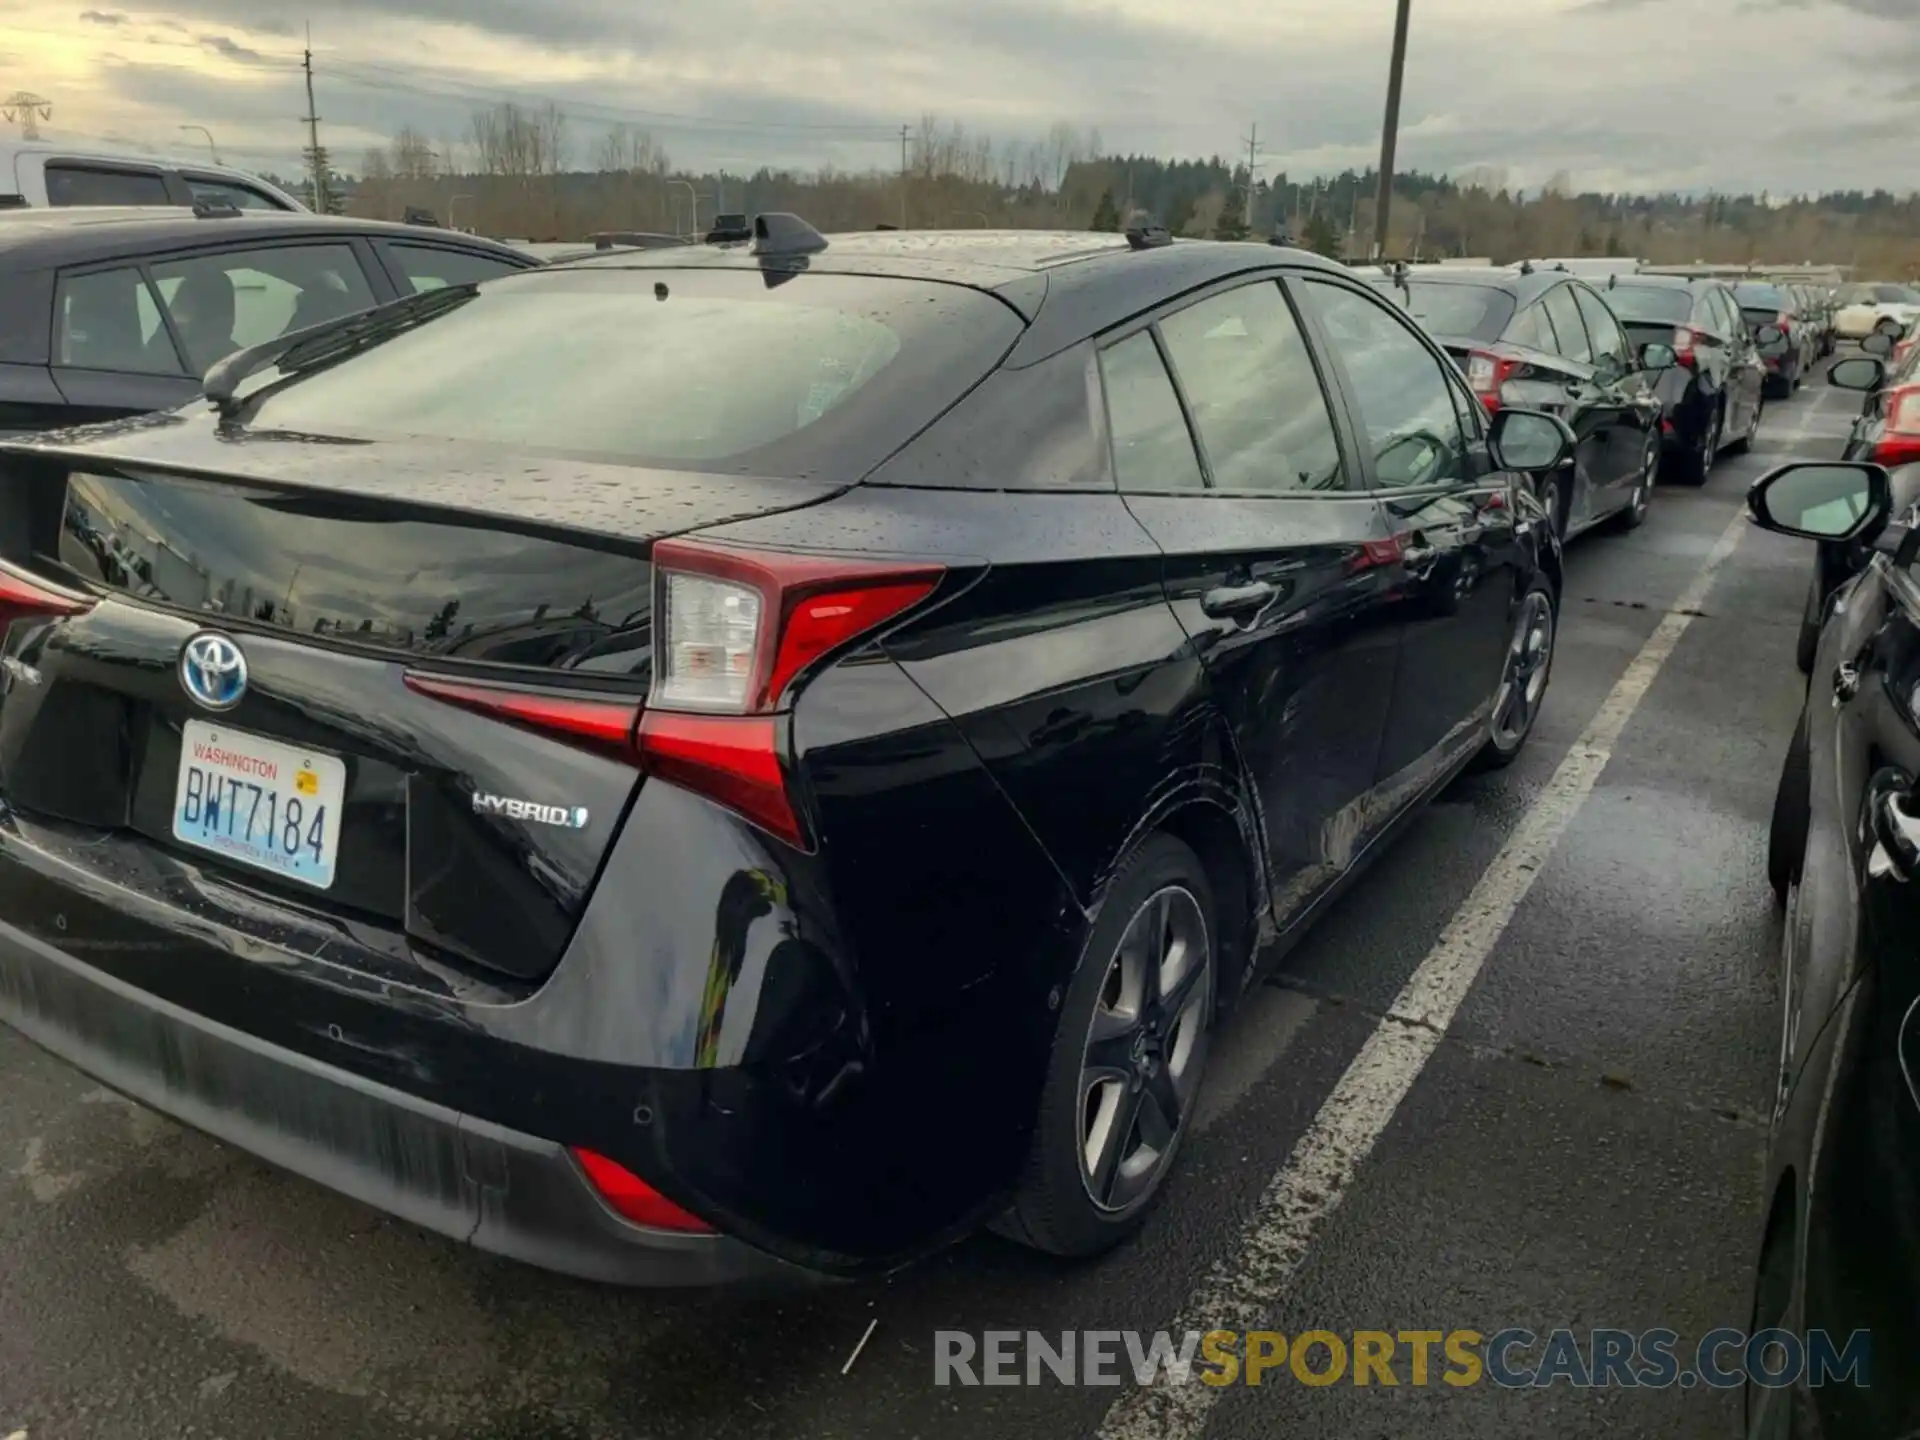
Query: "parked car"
0 139 303 212
1370 264 1673 540
1595 274 1768 483
1788 338 1920 673
1732 281 1816 396
1781 282 1837 359
1834 282 1920 341
0 219 1579 1281
0 206 534 435
1749 457 1920 1440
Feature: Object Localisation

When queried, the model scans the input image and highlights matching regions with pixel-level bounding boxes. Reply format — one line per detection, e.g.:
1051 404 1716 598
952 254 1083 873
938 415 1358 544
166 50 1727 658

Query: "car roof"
555 227 1354 360
0 207 529 268
1367 265 1578 304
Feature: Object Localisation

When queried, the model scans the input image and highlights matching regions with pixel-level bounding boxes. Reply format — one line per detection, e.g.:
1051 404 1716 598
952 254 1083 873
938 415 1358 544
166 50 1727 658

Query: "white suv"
0 140 304 213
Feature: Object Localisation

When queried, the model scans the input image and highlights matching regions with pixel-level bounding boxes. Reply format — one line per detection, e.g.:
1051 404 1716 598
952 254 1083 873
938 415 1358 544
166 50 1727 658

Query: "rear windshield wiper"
202 284 480 419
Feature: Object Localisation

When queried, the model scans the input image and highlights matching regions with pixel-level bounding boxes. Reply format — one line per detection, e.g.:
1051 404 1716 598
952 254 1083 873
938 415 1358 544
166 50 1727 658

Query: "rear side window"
1100 332 1203 492
55 268 183 374
45 163 171 207
1303 280 1468 491
385 243 527 293
150 244 379 375
1156 281 1345 493
1505 304 1552 351
1573 287 1630 374
1541 286 1590 362
247 269 1023 477
183 176 285 212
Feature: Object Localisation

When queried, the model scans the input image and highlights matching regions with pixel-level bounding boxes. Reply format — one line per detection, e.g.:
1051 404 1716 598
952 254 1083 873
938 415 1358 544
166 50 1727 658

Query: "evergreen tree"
1090 189 1120 232
1302 209 1341 258
1214 187 1250 242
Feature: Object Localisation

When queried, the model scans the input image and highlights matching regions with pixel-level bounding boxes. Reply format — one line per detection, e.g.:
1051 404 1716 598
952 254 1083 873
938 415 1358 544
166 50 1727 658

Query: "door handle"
1833 660 1862 703
1200 581 1277 621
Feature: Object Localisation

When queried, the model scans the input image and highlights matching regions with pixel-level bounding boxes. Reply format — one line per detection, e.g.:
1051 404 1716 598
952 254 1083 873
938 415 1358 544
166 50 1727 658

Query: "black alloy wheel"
1005 833 1217 1256
1681 404 1722 486
1473 577 1557 772
1614 435 1658 530
1728 394 1761 456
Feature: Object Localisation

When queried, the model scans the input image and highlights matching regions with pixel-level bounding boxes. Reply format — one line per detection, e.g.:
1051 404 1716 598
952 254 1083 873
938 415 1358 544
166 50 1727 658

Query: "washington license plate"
172 720 347 890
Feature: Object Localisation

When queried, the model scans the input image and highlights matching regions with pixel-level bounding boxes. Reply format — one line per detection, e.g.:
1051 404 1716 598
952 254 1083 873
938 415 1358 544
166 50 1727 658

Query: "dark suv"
1369 265 1671 540
1595 274 1767 483
0 206 534 435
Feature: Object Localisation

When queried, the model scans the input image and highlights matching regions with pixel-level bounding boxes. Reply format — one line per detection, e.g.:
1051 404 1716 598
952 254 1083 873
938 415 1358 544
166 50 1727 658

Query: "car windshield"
1374 281 1515 341
247 267 1022 476
1597 285 1693 325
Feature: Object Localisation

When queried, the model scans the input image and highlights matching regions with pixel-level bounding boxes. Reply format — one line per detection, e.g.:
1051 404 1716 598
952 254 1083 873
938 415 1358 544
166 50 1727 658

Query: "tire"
1004 833 1217 1258
1611 436 1657 531
1768 710 1811 908
1678 404 1721 486
1472 577 1557 772
1728 395 1761 456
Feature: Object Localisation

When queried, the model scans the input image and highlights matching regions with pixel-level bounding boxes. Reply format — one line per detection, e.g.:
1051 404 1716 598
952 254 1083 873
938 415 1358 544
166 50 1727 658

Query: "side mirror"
1830 356 1887 392
1488 407 1576 473
1638 341 1677 371
1862 331 1896 358
1747 461 1891 543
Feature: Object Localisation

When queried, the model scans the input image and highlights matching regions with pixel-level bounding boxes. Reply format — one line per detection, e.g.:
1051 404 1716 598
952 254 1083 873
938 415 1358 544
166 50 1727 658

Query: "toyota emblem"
179 632 248 712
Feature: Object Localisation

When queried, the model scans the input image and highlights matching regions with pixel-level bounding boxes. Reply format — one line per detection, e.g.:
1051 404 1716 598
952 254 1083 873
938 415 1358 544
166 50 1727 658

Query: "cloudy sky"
1 0 1914 194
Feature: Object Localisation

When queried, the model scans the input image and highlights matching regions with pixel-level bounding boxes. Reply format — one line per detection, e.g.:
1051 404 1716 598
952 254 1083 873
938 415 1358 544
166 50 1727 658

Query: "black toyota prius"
0 217 1585 1283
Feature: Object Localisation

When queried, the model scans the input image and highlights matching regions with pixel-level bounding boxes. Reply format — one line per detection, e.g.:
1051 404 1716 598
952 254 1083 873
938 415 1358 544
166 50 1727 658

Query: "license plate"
172 720 347 890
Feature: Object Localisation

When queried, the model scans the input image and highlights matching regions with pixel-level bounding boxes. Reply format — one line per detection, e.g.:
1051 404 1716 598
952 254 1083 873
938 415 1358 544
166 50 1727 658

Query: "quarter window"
1303 280 1469 490
385 243 527 293
1506 304 1552 352
55 268 183 374
183 176 286 212
1573 286 1630 376
1100 332 1204 492
1155 282 1345 492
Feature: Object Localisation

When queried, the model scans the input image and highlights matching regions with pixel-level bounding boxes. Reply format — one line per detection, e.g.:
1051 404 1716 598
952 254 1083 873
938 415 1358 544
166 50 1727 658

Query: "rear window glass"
1377 282 1514 342
247 269 1021 477
1600 285 1693 325
1734 283 1786 310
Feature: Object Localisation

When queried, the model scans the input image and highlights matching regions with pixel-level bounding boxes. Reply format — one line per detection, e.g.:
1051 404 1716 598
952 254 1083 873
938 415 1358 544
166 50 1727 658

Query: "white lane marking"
1097 507 1757 1440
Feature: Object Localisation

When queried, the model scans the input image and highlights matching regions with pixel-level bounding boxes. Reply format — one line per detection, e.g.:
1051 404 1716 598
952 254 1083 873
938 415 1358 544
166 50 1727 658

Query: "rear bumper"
0 916 801 1287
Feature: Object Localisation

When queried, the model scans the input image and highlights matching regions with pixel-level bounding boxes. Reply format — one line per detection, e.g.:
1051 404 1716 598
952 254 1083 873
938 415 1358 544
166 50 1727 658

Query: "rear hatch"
0 436 842 984
0 260 1027 986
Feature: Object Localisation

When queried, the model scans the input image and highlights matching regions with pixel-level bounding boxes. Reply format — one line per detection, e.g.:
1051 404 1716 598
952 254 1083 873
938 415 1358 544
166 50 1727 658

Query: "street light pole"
179 124 220 165
1371 0 1413 261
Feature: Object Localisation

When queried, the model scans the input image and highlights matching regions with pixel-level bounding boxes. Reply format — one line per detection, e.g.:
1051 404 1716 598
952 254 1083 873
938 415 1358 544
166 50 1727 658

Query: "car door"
1707 287 1763 438
1572 282 1655 506
1104 276 1406 922
1536 281 1616 530
47 264 203 422
1300 274 1528 789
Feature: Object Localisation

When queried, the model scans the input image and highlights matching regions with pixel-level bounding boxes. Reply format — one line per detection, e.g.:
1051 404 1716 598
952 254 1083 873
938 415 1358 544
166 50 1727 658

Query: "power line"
2 91 53 140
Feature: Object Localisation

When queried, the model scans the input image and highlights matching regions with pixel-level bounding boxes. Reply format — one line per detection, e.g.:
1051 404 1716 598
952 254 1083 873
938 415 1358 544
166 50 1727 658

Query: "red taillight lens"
401 673 641 758
571 1147 714 1233
0 560 92 640
1672 326 1707 368
1465 351 1518 413
634 710 797 846
1776 313 1794 334
1871 385 1920 469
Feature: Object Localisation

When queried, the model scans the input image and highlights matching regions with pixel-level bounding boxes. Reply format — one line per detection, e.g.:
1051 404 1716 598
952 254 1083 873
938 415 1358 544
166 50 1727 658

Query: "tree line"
324 106 1920 276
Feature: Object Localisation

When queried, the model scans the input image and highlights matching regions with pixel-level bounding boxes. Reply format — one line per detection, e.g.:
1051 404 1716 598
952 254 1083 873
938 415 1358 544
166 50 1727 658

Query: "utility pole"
300 27 329 214
1371 0 1414 260
1240 123 1265 231
899 124 910 229
1 92 53 141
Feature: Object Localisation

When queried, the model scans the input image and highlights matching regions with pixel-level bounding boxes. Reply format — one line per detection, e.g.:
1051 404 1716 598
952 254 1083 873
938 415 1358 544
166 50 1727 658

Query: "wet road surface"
0 369 1859 1439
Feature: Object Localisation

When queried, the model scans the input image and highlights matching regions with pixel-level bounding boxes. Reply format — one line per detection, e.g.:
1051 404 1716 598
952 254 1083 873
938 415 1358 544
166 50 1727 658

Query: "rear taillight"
1871 384 1920 469
0 561 93 644
1672 327 1708 368
641 539 941 846
405 542 943 850
1776 313 1794 334
1465 351 1519 413
571 1147 714 1233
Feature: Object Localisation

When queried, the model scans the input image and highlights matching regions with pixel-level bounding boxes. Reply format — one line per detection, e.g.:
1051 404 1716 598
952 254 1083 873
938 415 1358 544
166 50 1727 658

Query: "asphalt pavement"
0 367 1860 1440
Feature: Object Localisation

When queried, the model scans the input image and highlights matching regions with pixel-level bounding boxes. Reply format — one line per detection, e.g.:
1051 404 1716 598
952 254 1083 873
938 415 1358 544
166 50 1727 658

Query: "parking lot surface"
0 370 1857 1439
